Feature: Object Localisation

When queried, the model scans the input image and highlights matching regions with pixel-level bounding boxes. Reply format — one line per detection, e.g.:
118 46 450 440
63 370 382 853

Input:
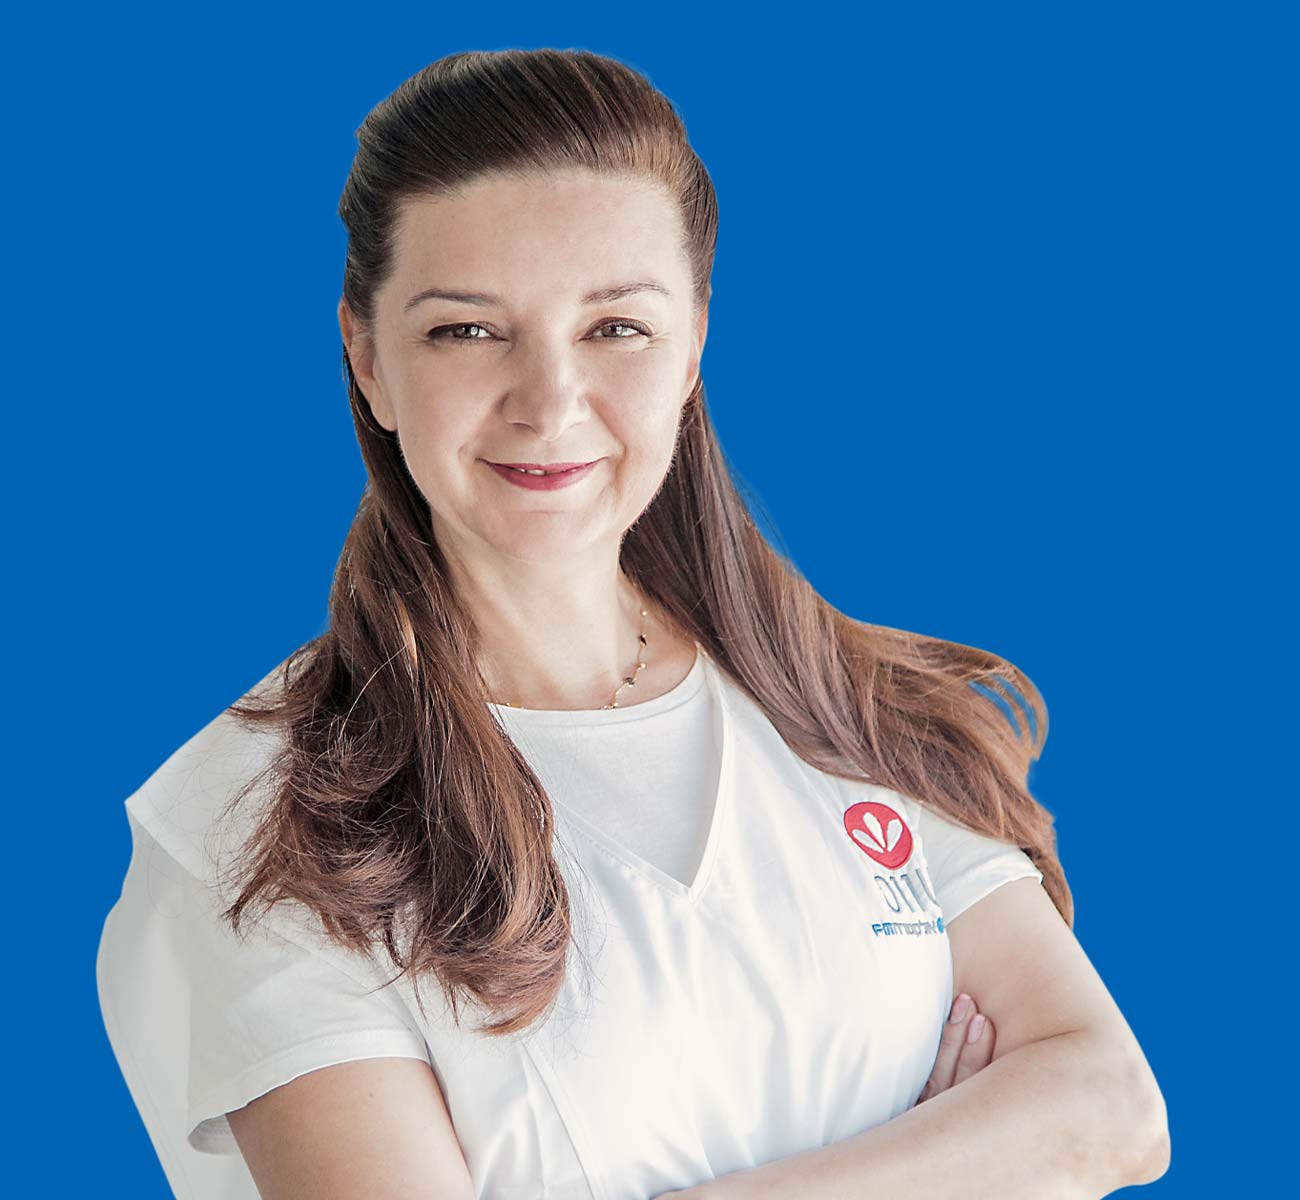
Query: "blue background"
10 1 1290 1194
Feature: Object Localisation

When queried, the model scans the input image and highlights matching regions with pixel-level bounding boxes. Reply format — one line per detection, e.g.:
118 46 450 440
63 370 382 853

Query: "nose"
499 339 592 439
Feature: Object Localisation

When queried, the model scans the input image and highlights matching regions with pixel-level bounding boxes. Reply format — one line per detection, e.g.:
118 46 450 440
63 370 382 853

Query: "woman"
96 48 1168 1200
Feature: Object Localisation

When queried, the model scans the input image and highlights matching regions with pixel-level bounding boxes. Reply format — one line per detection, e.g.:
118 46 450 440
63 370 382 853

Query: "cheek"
606 411 685 500
603 351 690 434
390 403 477 497
603 382 680 440
603 344 684 396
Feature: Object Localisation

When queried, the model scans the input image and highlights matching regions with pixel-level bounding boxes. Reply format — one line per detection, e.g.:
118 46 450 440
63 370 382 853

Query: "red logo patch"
843 801 913 870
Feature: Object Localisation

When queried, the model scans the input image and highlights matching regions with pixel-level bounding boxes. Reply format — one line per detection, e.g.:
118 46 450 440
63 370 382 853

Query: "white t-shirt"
97 644 1044 1200
491 643 720 892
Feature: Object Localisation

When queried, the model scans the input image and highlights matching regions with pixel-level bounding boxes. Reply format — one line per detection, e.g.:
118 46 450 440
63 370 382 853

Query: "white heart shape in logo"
850 812 905 856
854 812 886 849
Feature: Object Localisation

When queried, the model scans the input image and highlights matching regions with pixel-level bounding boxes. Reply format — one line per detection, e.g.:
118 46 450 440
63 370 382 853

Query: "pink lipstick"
484 459 601 491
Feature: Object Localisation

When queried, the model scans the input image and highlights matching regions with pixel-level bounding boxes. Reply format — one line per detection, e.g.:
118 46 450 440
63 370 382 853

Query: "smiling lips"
485 459 601 490
491 461 594 474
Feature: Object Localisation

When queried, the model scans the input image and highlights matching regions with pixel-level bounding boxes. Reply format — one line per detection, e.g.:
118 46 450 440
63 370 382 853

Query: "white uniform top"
97 644 1043 1200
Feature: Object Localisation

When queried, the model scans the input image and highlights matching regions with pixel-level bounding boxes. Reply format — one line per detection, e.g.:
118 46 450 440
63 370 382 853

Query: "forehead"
387 170 690 299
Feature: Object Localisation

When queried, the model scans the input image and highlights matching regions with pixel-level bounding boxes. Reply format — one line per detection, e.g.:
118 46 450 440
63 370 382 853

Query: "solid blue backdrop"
10 1 1289 1195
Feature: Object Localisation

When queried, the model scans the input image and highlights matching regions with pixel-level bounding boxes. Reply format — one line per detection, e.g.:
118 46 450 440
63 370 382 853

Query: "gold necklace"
495 604 650 710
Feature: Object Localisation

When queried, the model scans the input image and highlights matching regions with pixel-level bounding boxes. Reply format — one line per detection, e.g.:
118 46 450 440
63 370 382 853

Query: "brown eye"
427 323 492 343
593 321 650 339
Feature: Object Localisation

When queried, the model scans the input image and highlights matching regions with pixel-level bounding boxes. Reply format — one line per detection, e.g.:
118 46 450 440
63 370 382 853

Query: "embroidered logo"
843 800 913 871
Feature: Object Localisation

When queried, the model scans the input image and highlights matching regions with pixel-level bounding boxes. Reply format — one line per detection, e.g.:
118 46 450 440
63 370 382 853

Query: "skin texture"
339 168 709 711
917 991 996 1103
227 1057 475 1200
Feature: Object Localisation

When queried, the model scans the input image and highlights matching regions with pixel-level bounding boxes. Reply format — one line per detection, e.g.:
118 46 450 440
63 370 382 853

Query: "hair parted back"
218 47 1070 1038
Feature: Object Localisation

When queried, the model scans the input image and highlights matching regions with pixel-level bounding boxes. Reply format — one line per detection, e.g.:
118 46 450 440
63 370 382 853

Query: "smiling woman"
337 167 707 626
96 46 1166 1200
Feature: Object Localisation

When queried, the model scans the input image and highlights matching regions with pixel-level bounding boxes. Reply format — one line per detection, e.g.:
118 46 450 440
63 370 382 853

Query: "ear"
338 298 398 432
684 304 709 403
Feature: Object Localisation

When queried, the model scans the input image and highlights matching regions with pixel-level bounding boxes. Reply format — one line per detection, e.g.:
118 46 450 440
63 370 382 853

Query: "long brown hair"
218 48 1070 1038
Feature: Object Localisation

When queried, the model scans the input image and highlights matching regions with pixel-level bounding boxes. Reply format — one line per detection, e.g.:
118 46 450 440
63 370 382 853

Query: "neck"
468 571 654 711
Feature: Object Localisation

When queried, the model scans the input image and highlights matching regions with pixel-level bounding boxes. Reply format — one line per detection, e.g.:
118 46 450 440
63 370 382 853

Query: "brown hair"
218 47 1070 1038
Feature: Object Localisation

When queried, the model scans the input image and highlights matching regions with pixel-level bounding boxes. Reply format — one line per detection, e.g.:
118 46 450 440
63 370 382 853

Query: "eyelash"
425 320 651 345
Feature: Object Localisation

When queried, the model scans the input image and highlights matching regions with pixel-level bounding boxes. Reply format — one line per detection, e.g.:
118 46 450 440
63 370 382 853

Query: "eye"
424 320 651 345
426 322 494 344
592 320 650 340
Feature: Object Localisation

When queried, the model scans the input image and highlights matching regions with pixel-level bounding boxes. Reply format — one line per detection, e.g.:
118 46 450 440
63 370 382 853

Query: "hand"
915 991 995 1105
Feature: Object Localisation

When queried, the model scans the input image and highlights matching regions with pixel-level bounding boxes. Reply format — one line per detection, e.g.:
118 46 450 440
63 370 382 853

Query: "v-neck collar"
527 648 737 905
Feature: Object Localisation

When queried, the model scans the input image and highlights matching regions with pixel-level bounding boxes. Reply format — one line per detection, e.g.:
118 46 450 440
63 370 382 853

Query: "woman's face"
340 169 708 574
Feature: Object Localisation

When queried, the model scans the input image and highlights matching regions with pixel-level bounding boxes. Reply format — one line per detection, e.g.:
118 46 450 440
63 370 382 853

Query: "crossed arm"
658 878 1170 1200
228 878 1168 1200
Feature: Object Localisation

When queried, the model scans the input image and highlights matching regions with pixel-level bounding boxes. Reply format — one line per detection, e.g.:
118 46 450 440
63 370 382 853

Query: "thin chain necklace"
494 603 650 711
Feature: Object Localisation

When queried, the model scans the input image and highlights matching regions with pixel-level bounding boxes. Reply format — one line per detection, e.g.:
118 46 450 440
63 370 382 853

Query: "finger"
952 1009 995 1087
923 992 978 1099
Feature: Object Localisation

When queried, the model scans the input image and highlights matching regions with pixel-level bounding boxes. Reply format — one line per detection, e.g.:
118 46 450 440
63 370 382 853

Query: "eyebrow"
402 279 673 313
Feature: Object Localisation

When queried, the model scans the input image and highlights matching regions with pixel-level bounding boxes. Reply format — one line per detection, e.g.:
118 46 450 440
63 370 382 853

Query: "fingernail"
967 1014 986 1043
949 994 972 1023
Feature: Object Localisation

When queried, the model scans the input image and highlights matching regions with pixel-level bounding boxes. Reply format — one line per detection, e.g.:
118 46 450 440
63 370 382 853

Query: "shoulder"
123 661 288 895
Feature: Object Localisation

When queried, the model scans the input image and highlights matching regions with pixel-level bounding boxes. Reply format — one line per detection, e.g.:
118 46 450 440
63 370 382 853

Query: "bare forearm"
703 1032 1165 1200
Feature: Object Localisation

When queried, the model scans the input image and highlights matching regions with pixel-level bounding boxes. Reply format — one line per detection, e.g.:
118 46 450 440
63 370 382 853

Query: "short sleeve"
181 866 432 1153
98 809 433 1171
917 802 1044 923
